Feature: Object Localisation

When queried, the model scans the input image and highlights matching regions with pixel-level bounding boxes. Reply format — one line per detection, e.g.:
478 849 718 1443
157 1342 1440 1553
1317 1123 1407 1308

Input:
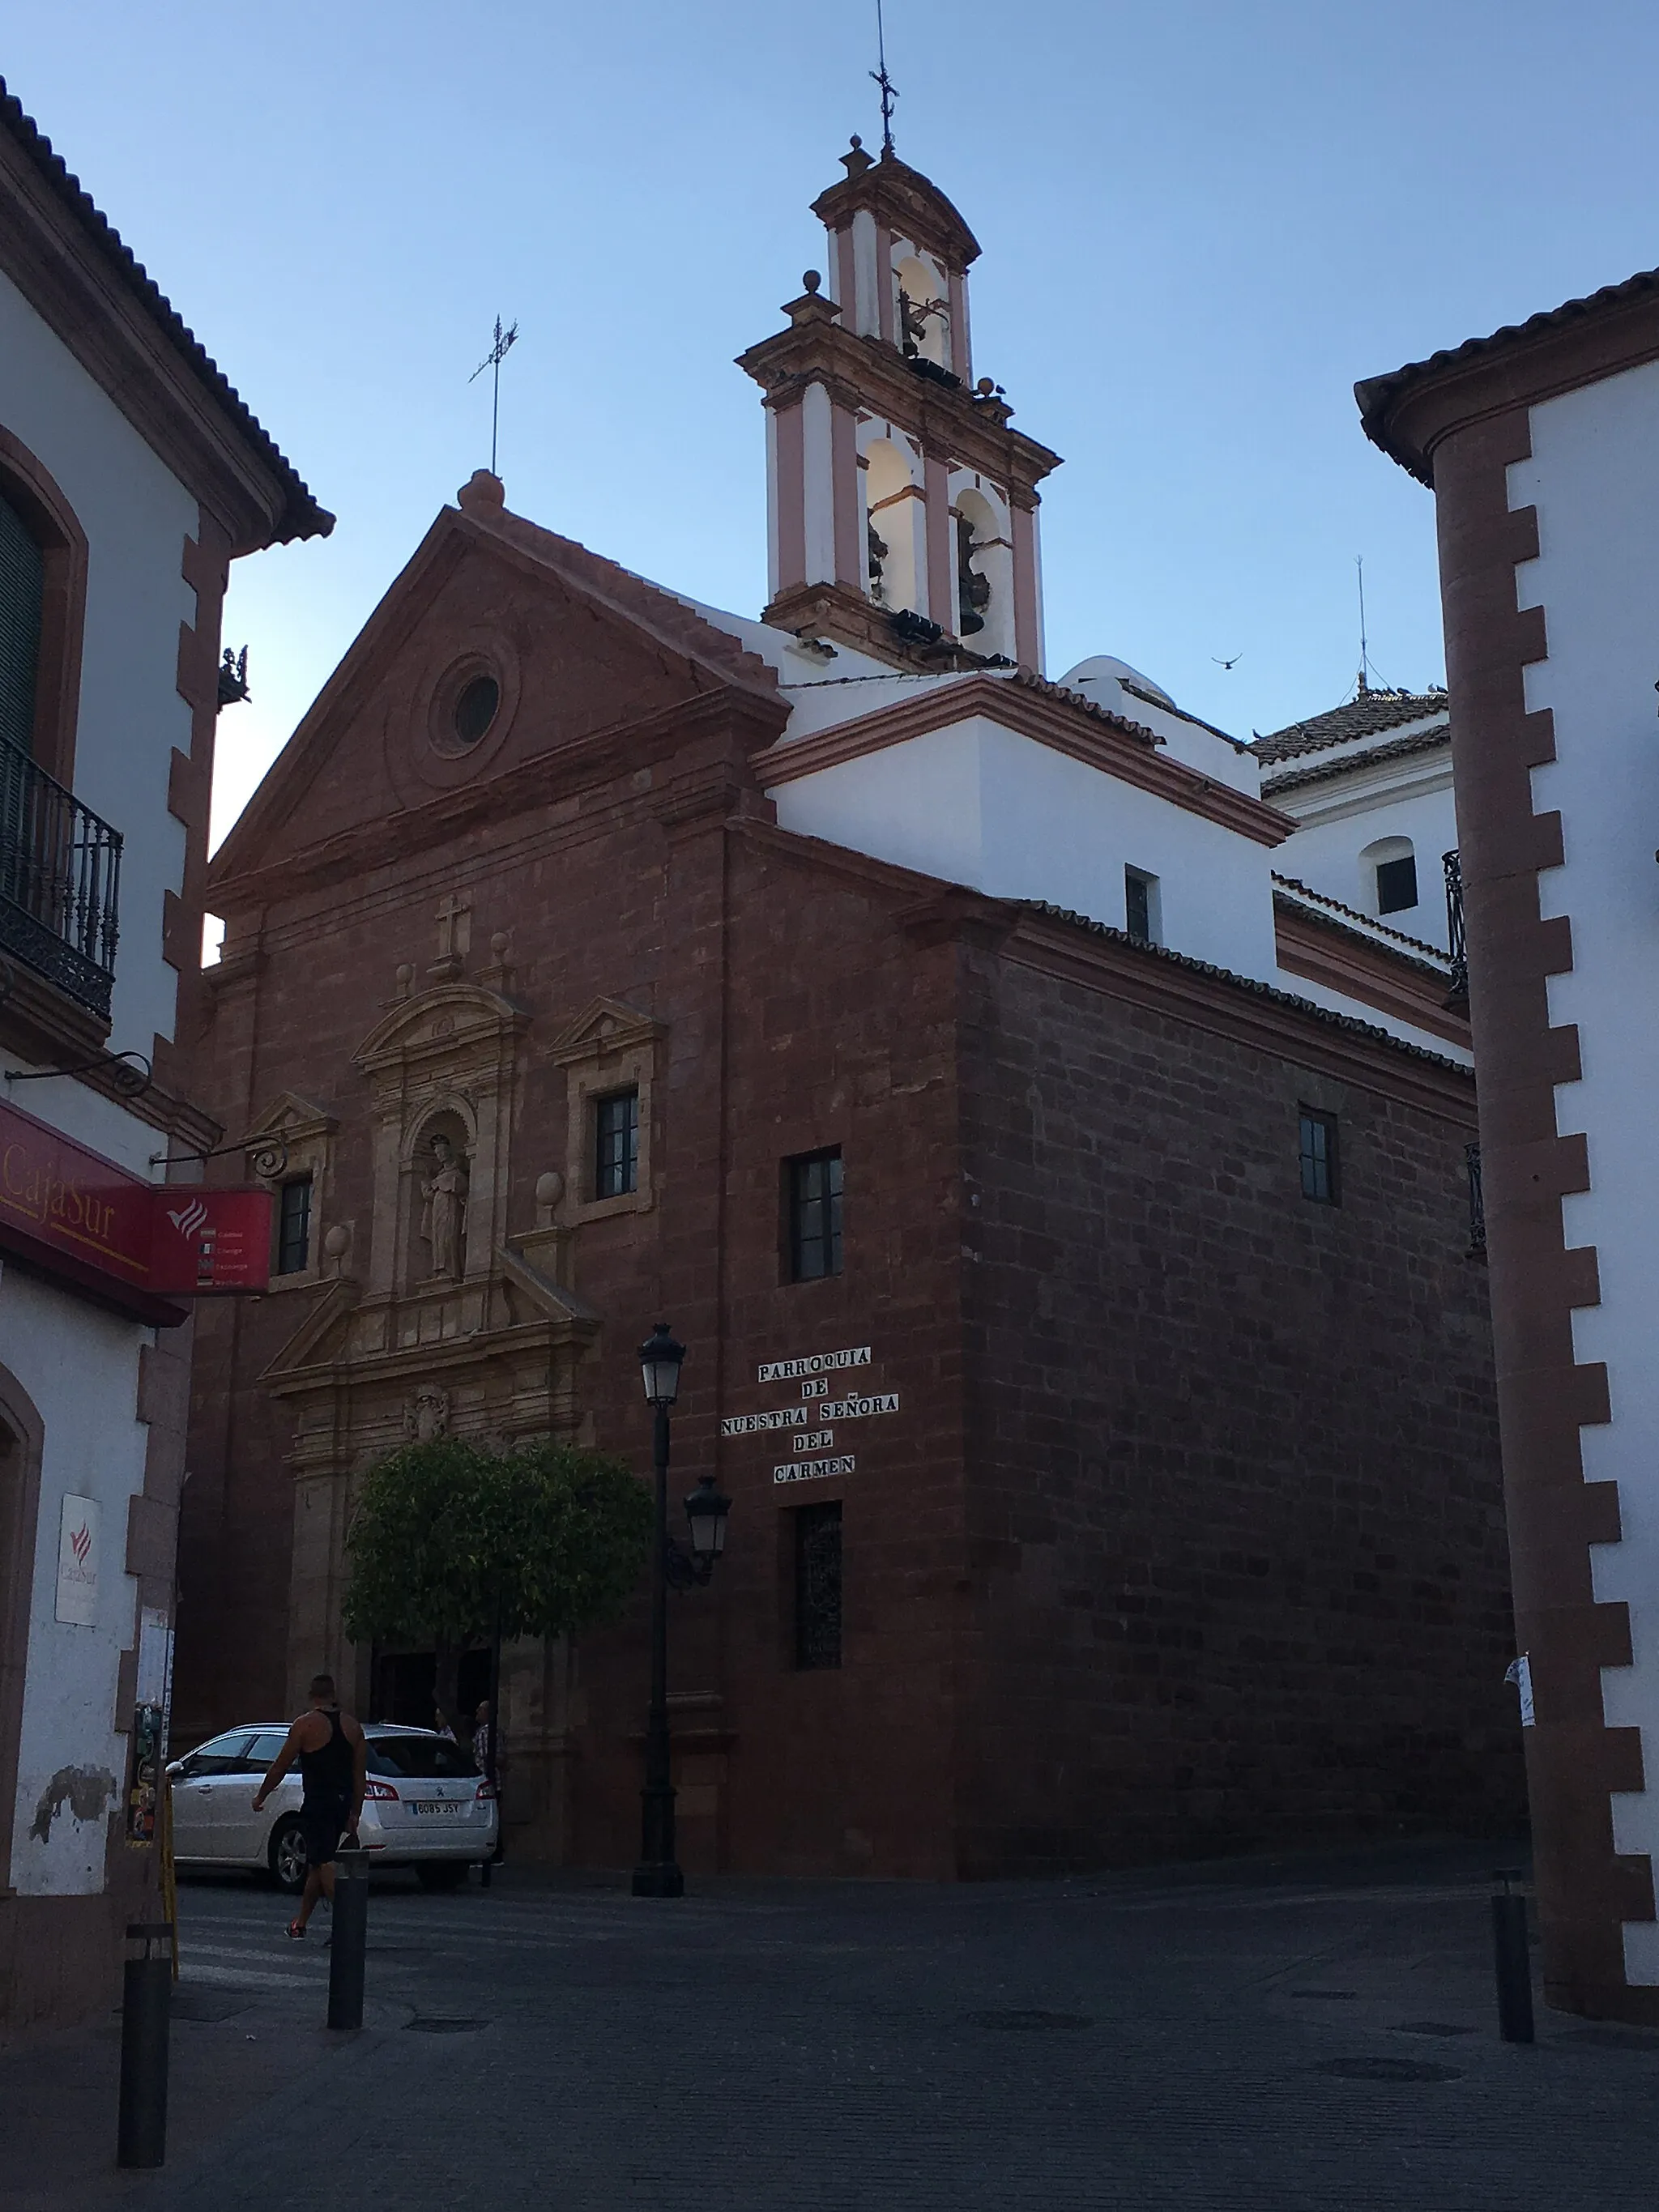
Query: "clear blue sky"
9 3 1658 839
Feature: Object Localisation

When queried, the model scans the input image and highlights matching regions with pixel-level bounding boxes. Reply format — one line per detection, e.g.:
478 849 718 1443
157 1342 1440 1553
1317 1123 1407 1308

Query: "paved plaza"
5 1841 1658 2210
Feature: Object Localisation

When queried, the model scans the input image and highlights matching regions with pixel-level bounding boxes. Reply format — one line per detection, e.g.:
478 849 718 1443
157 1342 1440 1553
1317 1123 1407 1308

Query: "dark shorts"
300 1794 351 1869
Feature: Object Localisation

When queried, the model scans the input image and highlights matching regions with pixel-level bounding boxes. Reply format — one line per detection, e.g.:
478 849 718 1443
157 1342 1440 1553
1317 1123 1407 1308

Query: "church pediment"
354 981 527 1080
547 995 663 1067
208 489 786 905
245 1089 337 1143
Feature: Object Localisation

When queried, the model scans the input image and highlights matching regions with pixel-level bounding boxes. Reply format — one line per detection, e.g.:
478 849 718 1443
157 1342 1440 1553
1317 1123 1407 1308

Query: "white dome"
1056 655 1177 711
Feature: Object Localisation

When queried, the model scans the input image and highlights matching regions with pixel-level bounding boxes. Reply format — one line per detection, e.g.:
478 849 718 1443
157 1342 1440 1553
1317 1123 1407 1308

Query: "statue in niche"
405 1385 450 1442
420 1132 468 1280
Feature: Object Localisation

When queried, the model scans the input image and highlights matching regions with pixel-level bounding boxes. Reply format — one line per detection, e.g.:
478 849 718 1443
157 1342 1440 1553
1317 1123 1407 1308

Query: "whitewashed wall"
2 1264 150 1894
766 712 1282 983
0 267 198 1062
1509 354 1659 1986
1275 771 1458 950
0 269 202 1910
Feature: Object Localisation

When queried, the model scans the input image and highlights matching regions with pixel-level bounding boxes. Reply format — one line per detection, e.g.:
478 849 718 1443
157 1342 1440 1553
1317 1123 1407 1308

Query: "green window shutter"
0 491 44 758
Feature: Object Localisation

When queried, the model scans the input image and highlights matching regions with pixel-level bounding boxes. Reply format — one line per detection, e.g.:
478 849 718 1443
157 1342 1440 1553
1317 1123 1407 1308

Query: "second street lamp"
632 1324 731 1899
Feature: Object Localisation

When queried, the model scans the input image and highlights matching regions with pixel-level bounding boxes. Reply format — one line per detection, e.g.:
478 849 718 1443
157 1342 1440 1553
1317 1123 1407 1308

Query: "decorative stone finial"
842 134 875 177
458 468 505 513
534 1170 565 1228
976 377 995 396
803 269 821 296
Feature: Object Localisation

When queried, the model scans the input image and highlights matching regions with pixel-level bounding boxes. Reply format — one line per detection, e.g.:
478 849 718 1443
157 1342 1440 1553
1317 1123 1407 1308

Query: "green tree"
343 1436 653 1728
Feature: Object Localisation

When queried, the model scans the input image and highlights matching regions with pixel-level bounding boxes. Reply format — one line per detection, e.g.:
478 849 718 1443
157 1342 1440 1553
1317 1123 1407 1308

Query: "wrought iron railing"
0 731 122 1019
1444 848 1468 1007
1466 1140 1486 1258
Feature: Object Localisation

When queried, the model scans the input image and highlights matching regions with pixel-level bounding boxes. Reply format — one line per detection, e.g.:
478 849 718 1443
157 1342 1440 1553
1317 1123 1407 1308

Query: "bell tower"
736 139 1062 674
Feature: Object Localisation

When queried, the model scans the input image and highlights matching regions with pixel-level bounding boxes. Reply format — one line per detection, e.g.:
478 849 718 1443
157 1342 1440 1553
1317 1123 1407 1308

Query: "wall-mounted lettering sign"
818 1392 898 1422
775 1455 855 1485
757 1346 872 1383
721 1407 811 1436
723 1344 903 1484
0 1098 271 1322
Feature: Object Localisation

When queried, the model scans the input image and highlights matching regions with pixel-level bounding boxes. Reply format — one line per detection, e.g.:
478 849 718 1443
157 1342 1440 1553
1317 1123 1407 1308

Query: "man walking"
253 1673 366 1938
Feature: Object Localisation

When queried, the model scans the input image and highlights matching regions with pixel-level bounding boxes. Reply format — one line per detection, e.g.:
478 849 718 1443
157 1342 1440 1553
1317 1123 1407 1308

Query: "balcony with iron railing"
0 731 122 1021
1444 848 1468 1012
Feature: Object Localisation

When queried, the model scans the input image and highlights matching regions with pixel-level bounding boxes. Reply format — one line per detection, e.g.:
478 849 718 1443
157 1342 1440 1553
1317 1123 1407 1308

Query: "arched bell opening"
863 437 925 617
952 486 1015 658
894 252 950 369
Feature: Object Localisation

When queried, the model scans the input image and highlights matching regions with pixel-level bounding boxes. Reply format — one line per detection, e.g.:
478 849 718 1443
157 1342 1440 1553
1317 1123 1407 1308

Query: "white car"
168 1722 498 1892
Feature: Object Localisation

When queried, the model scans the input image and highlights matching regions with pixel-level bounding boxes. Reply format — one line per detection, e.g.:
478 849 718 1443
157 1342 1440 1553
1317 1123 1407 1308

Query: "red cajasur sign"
0 1096 271 1323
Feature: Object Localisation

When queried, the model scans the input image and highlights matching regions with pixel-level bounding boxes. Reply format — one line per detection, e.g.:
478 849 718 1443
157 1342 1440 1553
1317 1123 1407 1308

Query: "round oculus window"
452 674 500 747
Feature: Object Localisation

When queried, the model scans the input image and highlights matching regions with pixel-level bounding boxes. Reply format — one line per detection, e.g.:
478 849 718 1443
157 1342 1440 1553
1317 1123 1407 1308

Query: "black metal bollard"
1491 1869 1535 2044
327 1847 369 2031
117 1922 172 2168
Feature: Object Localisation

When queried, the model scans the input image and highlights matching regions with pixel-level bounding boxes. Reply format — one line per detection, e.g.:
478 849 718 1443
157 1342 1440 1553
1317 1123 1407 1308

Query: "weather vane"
470 315 519 476
871 0 898 156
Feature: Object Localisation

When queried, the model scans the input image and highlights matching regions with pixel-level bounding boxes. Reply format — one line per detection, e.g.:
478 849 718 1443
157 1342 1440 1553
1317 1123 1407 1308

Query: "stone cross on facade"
429 891 471 981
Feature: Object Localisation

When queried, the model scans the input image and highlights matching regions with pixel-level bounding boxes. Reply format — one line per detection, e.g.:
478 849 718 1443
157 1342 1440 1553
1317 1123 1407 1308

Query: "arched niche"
863 435 924 617
403 1100 476 1285
352 982 528 1299
953 485 1015 658
894 251 950 369
1359 833 1419 920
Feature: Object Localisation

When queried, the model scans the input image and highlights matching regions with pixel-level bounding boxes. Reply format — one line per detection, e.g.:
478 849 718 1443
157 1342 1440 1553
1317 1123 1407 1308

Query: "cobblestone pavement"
7 1841 1659 2210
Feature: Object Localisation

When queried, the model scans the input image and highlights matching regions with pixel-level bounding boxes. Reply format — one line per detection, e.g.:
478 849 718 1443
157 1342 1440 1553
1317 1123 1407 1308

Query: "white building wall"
1508 354 1659 1985
0 267 198 1061
767 715 1282 983
1276 774 1459 951
2 1266 151 1894
0 271 205 1916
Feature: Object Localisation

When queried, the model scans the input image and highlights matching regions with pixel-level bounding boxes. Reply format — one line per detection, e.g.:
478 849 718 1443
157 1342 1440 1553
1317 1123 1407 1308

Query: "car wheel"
269 1817 309 1894
416 1861 467 1892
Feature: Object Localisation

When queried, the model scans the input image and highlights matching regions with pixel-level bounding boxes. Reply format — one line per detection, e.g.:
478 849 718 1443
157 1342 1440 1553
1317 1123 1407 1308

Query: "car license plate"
409 1801 463 1817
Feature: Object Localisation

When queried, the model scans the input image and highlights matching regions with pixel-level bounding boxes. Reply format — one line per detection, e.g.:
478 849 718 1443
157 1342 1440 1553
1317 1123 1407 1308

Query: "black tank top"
298 1708 354 1800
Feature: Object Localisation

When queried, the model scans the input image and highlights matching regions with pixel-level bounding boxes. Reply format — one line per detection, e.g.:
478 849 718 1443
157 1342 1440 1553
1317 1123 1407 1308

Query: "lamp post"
632 1323 731 1899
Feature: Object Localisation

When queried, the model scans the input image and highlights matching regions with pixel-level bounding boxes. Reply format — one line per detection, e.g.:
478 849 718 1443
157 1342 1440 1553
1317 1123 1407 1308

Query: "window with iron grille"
787 1148 842 1281
594 1089 639 1200
795 1502 842 1669
1299 1109 1339 1205
0 491 43 759
275 1177 312 1275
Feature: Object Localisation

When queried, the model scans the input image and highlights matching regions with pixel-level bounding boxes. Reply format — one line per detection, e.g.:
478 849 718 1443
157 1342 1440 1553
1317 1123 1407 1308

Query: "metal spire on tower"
871 0 898 156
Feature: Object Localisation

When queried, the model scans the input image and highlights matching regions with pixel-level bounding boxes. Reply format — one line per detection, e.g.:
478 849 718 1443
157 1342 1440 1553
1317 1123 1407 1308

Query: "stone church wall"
953 936 1523 1873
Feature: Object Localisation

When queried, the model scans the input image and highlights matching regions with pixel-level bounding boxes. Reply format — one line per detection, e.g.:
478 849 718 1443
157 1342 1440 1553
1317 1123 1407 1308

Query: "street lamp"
632 1324 731 1899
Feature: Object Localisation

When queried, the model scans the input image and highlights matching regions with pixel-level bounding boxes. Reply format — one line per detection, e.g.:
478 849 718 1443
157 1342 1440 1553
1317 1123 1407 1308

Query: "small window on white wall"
1362 836 1418 918
1124 867 1161 945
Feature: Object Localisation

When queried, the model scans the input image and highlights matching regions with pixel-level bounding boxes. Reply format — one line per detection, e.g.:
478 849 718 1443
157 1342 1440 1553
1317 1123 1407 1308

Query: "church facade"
177 146 1521 1877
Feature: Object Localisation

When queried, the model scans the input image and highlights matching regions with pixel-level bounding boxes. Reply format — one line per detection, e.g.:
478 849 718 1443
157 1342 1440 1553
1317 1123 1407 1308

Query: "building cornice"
1005 904 1476 1121
753 674 1294 848
1358 272 1659 490
728 819 1474 1116
810 151 982 269
1272 893 1470 1051
736 322 1061 497
0 83 329 550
